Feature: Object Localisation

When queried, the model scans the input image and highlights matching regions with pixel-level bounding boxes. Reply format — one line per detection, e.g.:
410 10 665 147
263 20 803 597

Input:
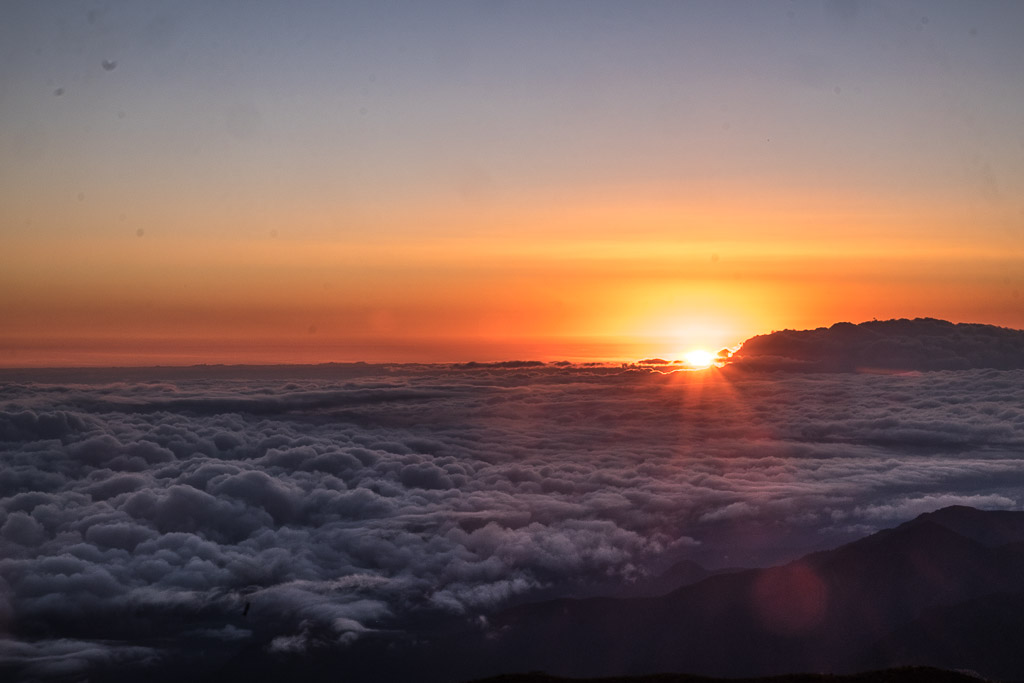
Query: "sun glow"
682 349 716 370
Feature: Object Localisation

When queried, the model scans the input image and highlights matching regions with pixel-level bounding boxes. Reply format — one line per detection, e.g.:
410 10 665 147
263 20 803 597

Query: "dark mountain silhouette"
906 504 1024 546
189 506 1024 683
618 559 717 598
467 667 987 683
728 318 1024 372
463 505 1024 681
864 591 1024 681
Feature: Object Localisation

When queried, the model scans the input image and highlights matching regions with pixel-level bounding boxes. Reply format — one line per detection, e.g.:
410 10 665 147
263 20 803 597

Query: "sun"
682 349 716 370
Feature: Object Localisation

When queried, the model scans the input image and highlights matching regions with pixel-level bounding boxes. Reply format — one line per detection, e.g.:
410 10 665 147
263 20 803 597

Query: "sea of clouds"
2 362 1024 677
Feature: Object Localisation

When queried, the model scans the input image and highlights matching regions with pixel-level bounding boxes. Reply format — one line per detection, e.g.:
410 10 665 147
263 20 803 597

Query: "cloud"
1 361 1023 677
0 637 158 678
700 501 758 523
187 624 252 641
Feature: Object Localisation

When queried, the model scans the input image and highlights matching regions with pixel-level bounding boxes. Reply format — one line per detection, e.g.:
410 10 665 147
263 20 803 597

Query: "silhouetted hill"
476 506 1024 680
617 559 717 598
865 591 1024 681
905 504 1024 546
729 318 1024 372
468 667 988 682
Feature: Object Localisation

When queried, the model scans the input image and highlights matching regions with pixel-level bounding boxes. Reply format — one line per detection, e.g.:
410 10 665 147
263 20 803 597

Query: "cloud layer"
2 361 1024 677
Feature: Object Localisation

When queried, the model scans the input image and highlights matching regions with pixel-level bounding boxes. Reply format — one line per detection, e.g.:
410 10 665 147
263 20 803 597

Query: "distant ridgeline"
729 318 1024 372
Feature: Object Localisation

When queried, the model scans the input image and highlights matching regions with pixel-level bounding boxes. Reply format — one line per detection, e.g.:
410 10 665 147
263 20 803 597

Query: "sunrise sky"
3 0 1023 366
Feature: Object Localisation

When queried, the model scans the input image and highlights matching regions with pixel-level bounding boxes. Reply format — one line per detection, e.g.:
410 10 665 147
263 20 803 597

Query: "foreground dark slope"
729 318 1024 372
477 506 1024 681
192 506 1024 682
469 667 987 683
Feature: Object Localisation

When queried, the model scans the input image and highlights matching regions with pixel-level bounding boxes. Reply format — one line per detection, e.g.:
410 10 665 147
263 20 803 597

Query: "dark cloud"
0 638 157 678
0 409 96 441
0 360 1022 678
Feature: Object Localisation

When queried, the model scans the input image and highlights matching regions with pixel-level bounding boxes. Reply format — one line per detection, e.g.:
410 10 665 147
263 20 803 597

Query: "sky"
3 0 1024 366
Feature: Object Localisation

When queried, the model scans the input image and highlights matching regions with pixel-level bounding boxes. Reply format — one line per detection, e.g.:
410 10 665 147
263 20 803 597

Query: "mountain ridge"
474 505 1024 680
728 318 1024 372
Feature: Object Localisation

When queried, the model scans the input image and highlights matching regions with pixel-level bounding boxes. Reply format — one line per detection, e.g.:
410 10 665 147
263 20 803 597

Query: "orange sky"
4 214 1021 366
3 2 1023 366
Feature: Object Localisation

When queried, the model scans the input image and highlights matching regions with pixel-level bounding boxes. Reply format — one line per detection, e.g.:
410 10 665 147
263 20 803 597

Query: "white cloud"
1 362 1023 677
